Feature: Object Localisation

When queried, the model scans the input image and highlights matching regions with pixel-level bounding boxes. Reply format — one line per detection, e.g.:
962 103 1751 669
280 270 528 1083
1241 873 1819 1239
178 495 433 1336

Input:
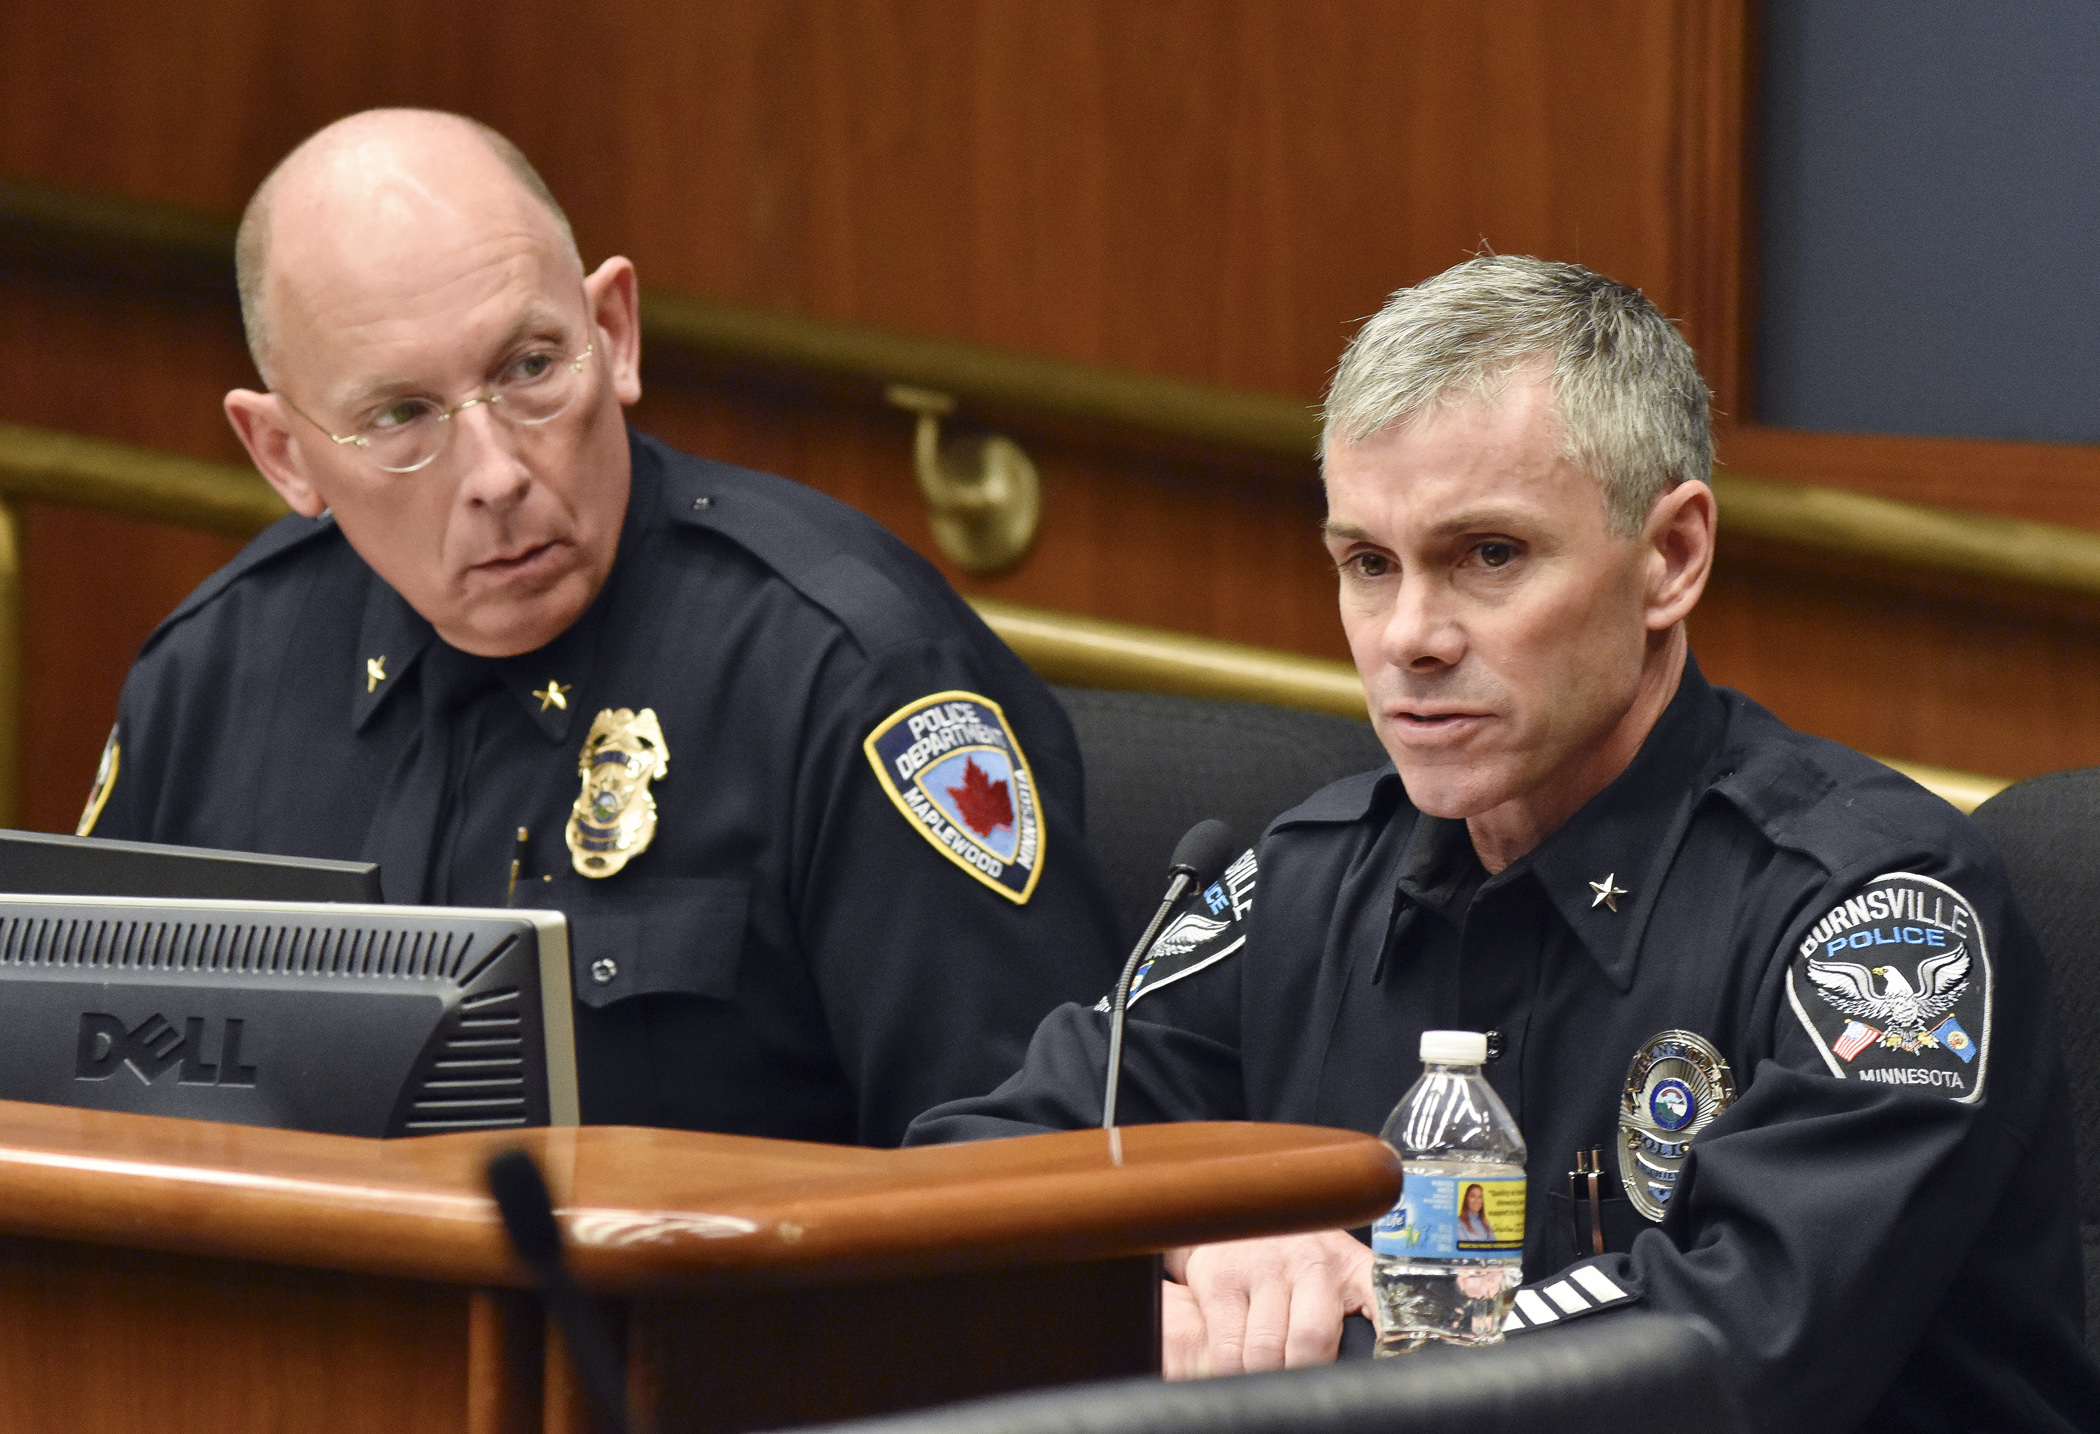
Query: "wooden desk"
0 1103 1399 1433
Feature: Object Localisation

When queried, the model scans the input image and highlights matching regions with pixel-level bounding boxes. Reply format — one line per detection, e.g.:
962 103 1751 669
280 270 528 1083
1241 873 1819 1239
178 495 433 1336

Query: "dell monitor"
0 828 382 903
0 893 577 1136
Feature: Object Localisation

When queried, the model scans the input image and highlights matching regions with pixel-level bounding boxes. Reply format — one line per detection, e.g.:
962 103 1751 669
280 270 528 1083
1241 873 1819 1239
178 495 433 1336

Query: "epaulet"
139 511 338 656
1711 692 1971 874
655 449 927 655
1270 765 1404 830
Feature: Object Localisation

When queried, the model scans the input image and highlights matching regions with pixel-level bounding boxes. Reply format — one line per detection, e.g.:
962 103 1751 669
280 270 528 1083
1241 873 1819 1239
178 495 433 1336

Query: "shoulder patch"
1785 871 1992 1103
76 725 119 837
1125 847 1257 1008
865 691 1044 904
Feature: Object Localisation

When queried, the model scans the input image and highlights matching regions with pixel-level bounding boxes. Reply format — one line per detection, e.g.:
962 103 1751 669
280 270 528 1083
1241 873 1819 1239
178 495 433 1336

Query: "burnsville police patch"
1125 847 1257 1008
864 691 1044 904
1785 871 1993 1104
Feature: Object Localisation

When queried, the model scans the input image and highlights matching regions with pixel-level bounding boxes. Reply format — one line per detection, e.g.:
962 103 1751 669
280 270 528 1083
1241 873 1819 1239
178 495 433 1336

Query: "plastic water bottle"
1371 1029 1528 1354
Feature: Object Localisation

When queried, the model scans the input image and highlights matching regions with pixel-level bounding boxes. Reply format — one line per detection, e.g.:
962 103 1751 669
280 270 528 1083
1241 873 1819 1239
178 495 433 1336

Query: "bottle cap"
1419 1030 1488 1065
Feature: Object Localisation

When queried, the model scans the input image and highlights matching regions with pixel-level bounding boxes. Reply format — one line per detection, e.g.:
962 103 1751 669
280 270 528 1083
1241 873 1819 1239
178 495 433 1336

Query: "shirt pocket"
529 875 750 1010
1542 1187 1649 1265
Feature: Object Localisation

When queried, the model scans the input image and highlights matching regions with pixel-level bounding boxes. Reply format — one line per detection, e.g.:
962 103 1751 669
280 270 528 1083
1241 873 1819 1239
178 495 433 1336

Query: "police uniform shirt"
87 429 1125 1146
910 659 2100 1432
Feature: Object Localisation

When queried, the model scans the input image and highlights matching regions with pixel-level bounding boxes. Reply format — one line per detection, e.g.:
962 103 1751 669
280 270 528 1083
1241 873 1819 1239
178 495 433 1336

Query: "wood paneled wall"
1 0 2096 834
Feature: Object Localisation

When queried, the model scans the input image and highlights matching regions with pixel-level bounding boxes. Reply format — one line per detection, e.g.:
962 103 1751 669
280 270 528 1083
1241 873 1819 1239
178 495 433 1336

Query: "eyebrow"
1321 510 1533 545
336 303 577 409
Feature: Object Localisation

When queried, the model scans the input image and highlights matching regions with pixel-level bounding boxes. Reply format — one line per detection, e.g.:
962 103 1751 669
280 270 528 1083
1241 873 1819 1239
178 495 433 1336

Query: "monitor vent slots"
0 916 472 980
403 986 527 1131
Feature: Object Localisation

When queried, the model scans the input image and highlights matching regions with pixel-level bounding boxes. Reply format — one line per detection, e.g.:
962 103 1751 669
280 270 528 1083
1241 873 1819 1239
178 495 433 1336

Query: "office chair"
801 1312 1744 1434
1053 686 1388 943
1969 769 2100 1351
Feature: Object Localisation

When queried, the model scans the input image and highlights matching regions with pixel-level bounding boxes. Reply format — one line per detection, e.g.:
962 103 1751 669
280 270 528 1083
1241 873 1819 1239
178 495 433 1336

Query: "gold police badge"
566 708 669 878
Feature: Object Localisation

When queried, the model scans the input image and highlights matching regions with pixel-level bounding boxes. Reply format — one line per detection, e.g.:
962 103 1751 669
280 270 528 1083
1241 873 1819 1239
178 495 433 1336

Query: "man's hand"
1160 1230 1375 1380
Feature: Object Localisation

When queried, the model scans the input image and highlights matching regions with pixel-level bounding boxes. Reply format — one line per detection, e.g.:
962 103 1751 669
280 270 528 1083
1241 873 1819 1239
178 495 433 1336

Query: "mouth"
470 541 565 581
1382 708 1492 744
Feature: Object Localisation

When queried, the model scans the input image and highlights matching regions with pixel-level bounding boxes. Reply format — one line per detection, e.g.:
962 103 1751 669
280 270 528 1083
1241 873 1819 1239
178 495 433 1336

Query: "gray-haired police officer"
910 256 2100 1431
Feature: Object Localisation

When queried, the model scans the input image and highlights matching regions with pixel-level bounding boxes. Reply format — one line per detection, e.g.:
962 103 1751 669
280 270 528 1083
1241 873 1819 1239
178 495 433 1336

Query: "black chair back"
799 1313 1744 1434
1968 769 2100 1349
1053 686 1389 944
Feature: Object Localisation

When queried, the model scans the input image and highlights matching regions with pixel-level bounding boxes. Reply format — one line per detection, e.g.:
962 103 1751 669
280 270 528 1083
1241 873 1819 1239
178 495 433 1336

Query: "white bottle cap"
1420 1030 1488 1065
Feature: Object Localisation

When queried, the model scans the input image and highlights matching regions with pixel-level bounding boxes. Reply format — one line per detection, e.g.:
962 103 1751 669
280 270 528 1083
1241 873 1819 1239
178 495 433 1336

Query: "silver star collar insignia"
1589 874 1628 912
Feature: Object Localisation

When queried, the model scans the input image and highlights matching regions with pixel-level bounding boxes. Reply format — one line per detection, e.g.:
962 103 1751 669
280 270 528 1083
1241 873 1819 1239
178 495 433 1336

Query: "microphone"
486 1148 636 1434
1102 818 1238 1129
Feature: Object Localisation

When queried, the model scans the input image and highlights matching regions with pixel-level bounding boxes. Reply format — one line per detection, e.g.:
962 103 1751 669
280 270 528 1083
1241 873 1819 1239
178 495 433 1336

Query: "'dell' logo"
73 1013 257 1087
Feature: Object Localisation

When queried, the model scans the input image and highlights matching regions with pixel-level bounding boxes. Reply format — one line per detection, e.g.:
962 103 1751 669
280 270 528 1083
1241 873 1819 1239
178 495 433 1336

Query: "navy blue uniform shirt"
89 429 1123 1146
912 660 2100 1432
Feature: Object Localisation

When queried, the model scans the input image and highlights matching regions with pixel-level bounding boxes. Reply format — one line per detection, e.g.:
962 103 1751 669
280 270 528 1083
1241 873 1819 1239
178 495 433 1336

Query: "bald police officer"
911 256 2100 1431
83 109 1123 1145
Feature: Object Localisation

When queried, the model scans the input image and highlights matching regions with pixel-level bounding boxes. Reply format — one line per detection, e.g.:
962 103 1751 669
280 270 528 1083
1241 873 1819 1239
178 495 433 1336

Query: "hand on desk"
1161 1229 1374 1379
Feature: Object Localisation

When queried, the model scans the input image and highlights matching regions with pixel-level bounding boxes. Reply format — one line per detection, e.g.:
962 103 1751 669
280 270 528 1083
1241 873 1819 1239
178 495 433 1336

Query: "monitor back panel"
0 897 576 1137
0 830 381 904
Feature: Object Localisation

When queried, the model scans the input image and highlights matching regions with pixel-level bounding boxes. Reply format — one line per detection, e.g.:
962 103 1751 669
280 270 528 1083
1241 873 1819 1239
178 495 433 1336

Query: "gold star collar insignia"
533 680 571 712
1589 874 1628 913
365 656 387 693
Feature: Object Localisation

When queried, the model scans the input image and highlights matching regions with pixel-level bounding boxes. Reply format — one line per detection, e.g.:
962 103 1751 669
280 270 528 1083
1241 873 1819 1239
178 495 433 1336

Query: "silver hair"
1321 255 1712 535
235 112 580 383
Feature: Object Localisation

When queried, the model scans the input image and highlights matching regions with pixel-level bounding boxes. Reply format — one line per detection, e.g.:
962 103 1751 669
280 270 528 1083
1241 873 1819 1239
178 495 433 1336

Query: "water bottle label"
1372 1173 1525 1258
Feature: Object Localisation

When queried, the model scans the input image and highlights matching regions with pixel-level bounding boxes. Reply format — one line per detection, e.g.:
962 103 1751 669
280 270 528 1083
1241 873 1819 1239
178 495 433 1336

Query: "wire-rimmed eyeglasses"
279 340 596 474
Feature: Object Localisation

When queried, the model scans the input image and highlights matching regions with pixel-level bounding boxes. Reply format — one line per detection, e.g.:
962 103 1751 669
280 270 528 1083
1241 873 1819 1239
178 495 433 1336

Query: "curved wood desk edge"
0 1104 1398 1293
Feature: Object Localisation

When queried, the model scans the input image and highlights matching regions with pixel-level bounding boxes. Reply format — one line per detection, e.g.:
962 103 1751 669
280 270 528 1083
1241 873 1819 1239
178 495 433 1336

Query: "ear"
584 256 642 407
1640 478 1715 633
224 389 328 518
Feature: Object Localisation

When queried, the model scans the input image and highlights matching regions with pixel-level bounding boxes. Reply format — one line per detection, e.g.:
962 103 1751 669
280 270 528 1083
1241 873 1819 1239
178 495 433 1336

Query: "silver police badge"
566 708 669 878
1617 1029 1736 1222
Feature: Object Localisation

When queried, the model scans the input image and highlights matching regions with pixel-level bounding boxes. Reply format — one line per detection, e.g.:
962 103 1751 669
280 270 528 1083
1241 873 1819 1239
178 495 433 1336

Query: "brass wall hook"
884 384 1041 577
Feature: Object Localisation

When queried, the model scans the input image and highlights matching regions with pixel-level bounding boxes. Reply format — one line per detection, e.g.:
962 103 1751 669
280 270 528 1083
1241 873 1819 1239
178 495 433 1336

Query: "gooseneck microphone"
1102 818 1238 1129
486 1148 637 1434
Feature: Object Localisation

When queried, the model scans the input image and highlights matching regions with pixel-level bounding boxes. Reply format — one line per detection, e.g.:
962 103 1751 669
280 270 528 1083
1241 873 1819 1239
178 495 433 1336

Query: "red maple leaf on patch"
947 757 1015 837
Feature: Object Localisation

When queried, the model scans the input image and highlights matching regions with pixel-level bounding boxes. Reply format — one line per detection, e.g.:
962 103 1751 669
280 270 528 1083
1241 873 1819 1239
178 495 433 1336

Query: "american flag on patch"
1833 1020 1881 1062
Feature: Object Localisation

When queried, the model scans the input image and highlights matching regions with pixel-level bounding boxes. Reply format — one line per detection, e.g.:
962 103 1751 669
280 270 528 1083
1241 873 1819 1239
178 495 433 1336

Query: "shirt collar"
1393 811 1487 925
1520 654 1726 992
350 428 664 740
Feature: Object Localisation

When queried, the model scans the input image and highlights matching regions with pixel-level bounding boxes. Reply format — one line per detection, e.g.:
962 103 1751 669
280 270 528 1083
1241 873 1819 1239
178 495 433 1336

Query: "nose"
449 399 534 510
1379 571 1466 673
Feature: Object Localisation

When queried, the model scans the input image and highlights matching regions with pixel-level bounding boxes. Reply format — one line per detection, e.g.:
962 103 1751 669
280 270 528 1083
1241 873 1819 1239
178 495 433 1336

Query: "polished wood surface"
0 1101 1399 1291
0 0 1789 830
0 1237 485 1433
1720 422 2100 531
629 1258 1161 1433
5 0 2100 808
0 1105 1395 1432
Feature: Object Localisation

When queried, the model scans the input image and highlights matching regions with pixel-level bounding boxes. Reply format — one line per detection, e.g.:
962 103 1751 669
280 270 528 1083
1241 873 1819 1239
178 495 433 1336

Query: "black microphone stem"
1102 871 1195 1130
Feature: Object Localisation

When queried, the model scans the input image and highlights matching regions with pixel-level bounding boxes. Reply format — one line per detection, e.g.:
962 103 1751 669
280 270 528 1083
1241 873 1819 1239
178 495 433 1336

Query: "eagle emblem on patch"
566 708 670 878
864 691 1044 904
1786 871 1992 1103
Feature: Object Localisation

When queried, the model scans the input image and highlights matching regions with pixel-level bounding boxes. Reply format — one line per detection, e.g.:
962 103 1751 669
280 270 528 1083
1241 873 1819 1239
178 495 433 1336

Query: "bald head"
235 110 581 384
220 108 643 657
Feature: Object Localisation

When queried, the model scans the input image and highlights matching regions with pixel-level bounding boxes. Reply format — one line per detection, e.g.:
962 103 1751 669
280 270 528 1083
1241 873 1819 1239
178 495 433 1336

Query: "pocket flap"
532 876 750 1009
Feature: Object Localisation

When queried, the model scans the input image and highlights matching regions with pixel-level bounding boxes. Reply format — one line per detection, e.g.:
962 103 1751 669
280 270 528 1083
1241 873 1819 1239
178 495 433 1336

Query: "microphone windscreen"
486 1147 564 1273
1168 818 1239 887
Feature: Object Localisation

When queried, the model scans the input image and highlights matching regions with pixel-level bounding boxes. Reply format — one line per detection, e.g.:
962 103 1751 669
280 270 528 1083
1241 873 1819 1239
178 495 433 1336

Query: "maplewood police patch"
864 691 1044 904
1785 871 1992 1103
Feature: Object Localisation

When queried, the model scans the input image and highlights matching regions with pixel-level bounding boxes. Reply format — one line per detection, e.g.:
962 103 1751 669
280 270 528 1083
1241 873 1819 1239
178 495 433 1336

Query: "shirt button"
590 958 619 985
